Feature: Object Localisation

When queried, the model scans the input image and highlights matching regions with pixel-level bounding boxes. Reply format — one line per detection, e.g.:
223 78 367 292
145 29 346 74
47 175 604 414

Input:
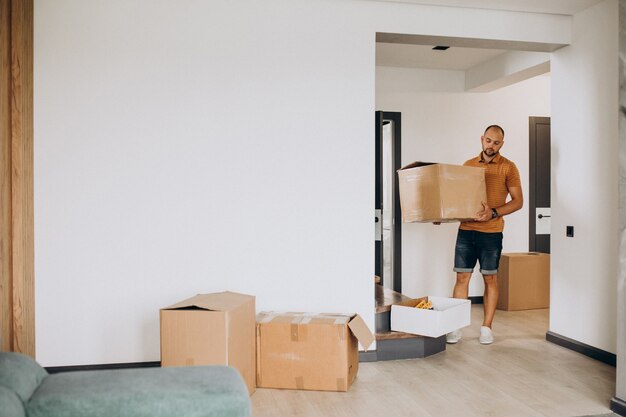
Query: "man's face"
481 128 504 158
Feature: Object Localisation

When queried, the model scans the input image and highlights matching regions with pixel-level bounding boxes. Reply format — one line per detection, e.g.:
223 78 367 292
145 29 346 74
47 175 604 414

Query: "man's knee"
456 272 471 285
483 274 498 286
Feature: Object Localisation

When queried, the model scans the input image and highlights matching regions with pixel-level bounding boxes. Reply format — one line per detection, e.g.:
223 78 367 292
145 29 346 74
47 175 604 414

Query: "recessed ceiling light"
432 46 450 51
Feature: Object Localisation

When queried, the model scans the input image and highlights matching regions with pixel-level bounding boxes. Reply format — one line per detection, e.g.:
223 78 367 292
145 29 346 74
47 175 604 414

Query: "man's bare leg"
446 272 472 344
453 272 471 299
482 274 498 328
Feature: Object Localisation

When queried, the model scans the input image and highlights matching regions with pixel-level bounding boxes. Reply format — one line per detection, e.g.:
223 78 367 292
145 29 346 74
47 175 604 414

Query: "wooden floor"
251 306 616 417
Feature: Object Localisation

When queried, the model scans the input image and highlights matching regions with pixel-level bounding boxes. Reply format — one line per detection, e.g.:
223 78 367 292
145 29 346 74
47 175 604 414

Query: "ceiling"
377 43 507 71
375 0 603 70
372 0 603 15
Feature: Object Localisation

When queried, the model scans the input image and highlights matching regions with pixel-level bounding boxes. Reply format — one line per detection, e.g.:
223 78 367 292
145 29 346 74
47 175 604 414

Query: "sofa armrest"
0 384 27 417
0 352 48 403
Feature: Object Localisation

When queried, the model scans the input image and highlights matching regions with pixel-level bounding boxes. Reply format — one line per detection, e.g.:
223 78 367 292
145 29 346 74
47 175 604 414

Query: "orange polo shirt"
459 152 521 233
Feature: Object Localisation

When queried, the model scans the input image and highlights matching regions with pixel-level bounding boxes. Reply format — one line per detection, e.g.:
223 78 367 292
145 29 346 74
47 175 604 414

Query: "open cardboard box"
256 312 374 392
391 296 471 338
160 291 256 394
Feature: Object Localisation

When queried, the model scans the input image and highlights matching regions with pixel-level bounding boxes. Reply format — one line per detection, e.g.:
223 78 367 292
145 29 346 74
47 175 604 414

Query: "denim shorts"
453 229 503 275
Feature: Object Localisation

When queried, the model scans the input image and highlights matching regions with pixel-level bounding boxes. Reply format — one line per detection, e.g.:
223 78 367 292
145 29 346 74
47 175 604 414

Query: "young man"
446 125 523 345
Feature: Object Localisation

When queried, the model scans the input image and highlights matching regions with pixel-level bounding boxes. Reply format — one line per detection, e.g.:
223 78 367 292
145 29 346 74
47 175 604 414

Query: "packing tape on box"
260 312 352 327
259 313 278 323
289 314 311 324
290 323 308 342
259 312 311 324
336 325 345 341
295 376 305 390
290 324 299 341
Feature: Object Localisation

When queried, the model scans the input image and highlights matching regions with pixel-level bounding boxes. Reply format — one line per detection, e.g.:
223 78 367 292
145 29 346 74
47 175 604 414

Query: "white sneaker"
479 326 494 345
446 329 462 344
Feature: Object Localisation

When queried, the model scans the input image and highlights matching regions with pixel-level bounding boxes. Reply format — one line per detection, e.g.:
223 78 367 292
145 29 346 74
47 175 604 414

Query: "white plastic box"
390 296 471 338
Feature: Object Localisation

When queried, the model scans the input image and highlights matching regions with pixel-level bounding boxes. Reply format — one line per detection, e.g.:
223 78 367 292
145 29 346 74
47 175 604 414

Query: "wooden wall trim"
11 0 35 357
0 0 14 353
1 0 34 357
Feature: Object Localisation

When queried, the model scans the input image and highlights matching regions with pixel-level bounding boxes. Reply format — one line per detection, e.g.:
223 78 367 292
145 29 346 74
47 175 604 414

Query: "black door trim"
375 111 402 293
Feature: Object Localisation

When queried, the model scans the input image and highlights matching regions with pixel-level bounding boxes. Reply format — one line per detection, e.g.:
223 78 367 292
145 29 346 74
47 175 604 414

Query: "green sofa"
0 352 250 417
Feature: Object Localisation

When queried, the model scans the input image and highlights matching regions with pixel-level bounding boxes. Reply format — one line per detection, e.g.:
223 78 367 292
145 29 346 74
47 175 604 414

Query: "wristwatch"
491 208 499 219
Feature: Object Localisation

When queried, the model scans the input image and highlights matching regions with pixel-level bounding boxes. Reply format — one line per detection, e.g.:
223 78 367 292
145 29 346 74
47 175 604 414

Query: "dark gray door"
529 116 551 253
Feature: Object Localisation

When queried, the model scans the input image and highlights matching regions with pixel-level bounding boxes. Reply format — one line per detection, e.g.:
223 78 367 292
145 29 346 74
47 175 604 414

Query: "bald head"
484 125 504 138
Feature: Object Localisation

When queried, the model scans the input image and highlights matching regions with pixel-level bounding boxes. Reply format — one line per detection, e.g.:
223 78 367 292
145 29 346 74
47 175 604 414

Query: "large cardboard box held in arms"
397 162 487 223
160 291 256 394
256 312 375 392
497 253 550 311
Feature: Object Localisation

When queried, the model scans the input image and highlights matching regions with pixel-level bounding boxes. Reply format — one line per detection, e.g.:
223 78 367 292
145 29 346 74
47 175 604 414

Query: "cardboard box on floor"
497 253 550 311
256 312 375 392
391 296 471 337
397 162 487 223
160 291 256 394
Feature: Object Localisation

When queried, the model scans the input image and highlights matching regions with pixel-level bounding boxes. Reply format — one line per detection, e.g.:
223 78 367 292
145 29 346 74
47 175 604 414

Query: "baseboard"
468 296 483 304
611 396 626 416
545 331 616 366
45 361 161 374
358 350 378 362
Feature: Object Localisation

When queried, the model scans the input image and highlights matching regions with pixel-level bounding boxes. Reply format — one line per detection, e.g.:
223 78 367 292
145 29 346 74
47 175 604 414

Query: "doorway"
375 111 402 293
529 116 551 253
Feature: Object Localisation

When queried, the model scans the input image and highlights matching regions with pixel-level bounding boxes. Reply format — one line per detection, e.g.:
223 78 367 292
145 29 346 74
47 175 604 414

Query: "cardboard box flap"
257 311 374 351
163 291 253 311
440 164 485 180
502 252 548 257
257 311 352 325
399 161 436 170
347 314 375 351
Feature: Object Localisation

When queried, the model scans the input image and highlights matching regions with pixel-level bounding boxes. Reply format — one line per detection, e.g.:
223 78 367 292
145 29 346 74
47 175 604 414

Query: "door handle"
538 214 551 219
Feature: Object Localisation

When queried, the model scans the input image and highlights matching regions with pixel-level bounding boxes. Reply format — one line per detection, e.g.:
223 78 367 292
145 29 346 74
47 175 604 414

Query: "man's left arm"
474 186 523 221
474 163 523 222
493 186 523 216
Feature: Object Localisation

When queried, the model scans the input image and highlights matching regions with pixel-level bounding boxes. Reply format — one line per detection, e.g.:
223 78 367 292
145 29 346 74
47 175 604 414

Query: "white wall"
376 67 551 298
550 0 618 353
34 0 574 366
34 0 373 365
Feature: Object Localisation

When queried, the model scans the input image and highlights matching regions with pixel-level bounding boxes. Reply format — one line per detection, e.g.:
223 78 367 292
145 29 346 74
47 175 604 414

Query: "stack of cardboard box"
160 292 374 393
